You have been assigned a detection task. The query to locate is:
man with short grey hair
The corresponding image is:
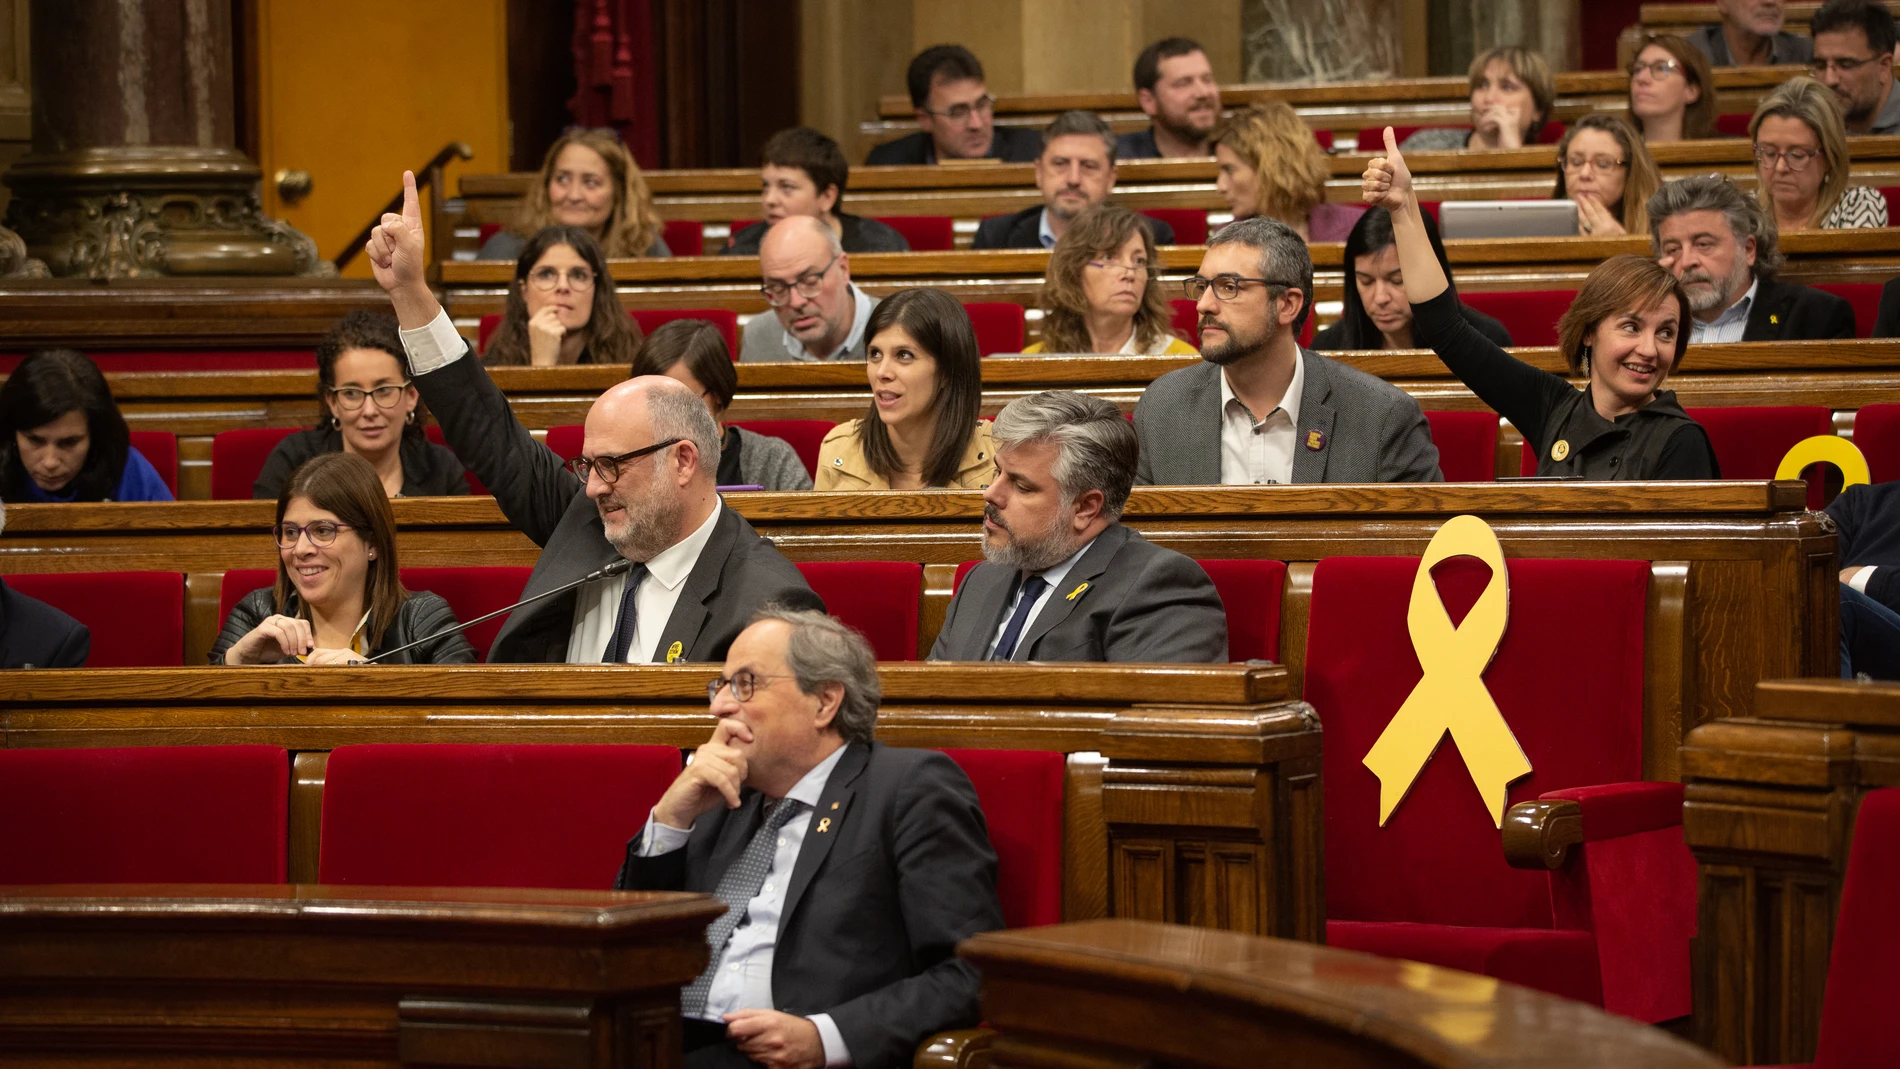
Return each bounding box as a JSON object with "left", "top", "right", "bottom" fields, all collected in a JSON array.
[
  {"left": 1133, "top": 217, "right": 1443, "bottom": 485},
  {"left": 1687, "top": 0, "right": 1813, "bottom": 66},
  {"left": 1647, "top": 176, "right": 1853, "bottom": 342},
  {"left": 931, "top": 391, "right": 1227, "bottom": 662},
  {"left": 740, "top": 215, "right": 881, "bottom": 363},
  {"left": 619, "top": 608, "right": 1004, "bottom": 1069},
  {"left": 971, "top": 110, "right": 1176, "bottom": 249}
]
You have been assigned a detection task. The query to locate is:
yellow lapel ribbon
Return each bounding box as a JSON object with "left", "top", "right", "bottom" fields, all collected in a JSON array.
[{"left": 1362, "top": 514, "right": 1532, "bottom": 829}]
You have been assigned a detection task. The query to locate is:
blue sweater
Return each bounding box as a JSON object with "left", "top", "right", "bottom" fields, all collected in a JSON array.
[{"left": 13, "top": 447, "right": 173, "bottom": 502}]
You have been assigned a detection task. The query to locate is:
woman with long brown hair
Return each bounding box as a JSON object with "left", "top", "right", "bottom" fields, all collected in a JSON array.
[
  {"left": 478, "top": 128, "right": 669, "bottom": 260},
  {"left": 1551, "top": 113, "right": 1662, "bottom": 237},
  {"left": 481, "top": 226, "right": 644, "bottom": 367},
  {"left": 1211, "top": 101, "right": 1363, "bottom": 242},
  {"left": 1025, "top": 204, "right": 1195, "bottom": 355},
  {"left": 1628, "top": 35, "right": 1717, "bottom": 144}
]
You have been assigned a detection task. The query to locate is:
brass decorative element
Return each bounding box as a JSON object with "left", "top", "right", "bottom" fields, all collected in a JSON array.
[
  {"left": 275, "top": 168, "right": 313, "bottom": 205},
  {"left": 0, "top": 221, "right": 50, "bottom": 278}
]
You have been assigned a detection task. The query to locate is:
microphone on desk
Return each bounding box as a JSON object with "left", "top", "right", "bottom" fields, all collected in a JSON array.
[{"left": 361, "top": 557, "right": 637, "bottom": 664}]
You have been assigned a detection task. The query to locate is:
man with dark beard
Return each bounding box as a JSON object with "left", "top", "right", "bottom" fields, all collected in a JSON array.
[
  {"left": 1132, "top": 217, "right": 1442, "bottom": 485},
  {"left": 366, "top": 171, "right": 822, "bottom": 663},
  {"left": 1117, "top": 38, "right": 1223, "bottom": 159},
  {"left": 929, "top": 391, "right": 1226, "bottom": 663}
]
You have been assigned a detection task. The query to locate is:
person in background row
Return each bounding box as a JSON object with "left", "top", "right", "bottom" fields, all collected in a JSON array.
[
  {"left": 1401, "top": 46, "right": 1553, "bottom": 152},
  {"left": 1874, "top": 275, "right": 1900, "bottom": 336},
  {"left": 1810, "top": 0, "right": 1900, "bottom": 135},
  {"left": 740, "top": 216, "right": 881, "bottom": 363},
  {"left": 1752, "top": 76, "right": 1890, "bottom": 231},
  {"left": 255, "top": 311, "right": 469, "bottom": 499},
  {"left": 972, "top": 110, "right": 1175, "bottom": 250},
  {"left": 1367, "top": 128, "right": 1719, "bottom": 480},
  {"left": 1687, "top": 0, "right": 1813, "bottom": 67},
  {"left": 1118, "top": 37, "right": 1222, "bottom": 159},
  {"left": 479, "top": 127, "right": 669, "bottom": 260},
  {"left": 722, "top": 127, "right": 910, "bottom": 256},
  {"left": 0, "top": 501, "right": 89, "bottom": 669},
  {"left": 1628, "top": 35, "right": 1718, "bottom": 144},
  {"left": 629, "top": 320, "right": 813, "bottom": 491},
  {"left": 866, "top": 45, "right": 1041, "bottom": 166},
  {"left": 1552, "top": 113, "right": 1662, "bottom": 237},
  {"left": 213, "top": 453, "right": 475, "bottom": 666},
  {"left": 1647, "top": 175, "right": 1856, "bottom": 343},
  {"left": 1213, "top": 101, "right": 1364, "bottom": 242},
  {"left": 1311, "top": 207, "right": 1514, "bottom": 352},
  {"left": 482, "top": 227, "right": 645, "bottom": 367},
  {"left": 0, "top": 349, "right": 171, "bottom": 503},
  {"left": 817, "top": 288, "right": 993, "bottom": 491},
  {"left": 1025, "top": 204, "right": 1197, "bottom": 355}
]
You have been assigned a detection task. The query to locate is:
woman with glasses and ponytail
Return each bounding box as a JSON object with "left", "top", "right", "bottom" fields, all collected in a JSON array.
[
  {"left": 481, "top": 226, "right": 645, "bottom": 367},
  {"left": 254, "top": 311, "right": 470, "bottom": 499},
  {"left": 214, "top": 452, "right": 475, "bottom": 665}
]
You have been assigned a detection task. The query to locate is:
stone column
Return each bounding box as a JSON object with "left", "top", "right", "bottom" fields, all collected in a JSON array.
[{"left": 2, "top": 0, "right": 325, "bottom": 278}]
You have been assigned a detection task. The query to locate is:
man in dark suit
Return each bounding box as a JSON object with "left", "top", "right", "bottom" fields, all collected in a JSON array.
[
  {"left": 1649, "top": 175, "right": 1856, "bottom": 343},
  {"left": 971, "top": 111, "right": 1176, "bottom": 251},
  {"left": 931, "top": 391, "right": 1227, "bottom": 662},
  {"left": 1827, "top": 479, "right": 1900, "bottom": 678},
  {"left": 619, "top": 609, "right": 1003, "bottom": 1069},
  {"left": 864, "top": 45, "right": 1040, "bottom": 166},
  {"left": 365, "top": 173, "right": 822, "bottom": 663}
]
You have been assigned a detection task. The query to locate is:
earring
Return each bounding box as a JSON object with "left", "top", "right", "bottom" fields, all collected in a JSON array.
[
  {"left": 331, "top": 415, "right": 341, "bottom": 430},
  {"left": 1579, "top": 344, "right": 1592, "bottom": 375},
  {"left": 405, "top": 410, "right": 416, "bottom": 425}
]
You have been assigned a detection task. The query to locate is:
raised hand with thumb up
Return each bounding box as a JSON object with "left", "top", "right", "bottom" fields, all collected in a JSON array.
[
  {"left": 1360, "top": 127, "right": 1416, "bottom": 214},
  {"left": 365, "top": 171, "right": 442, "bottom": 328}
]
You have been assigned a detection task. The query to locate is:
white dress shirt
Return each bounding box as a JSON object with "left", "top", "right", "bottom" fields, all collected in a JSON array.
[
  {"left": 782, "top": 284, "right": 876, "bottom": 362},
  {"left": 1218, "top": 353, "right": 1305, "bottom": 485},
  {"left": 983, "top": 537, "right": 1095, "bottom": 660},
  {"left": 1849, "top": 566, "right": 1878, "bottom": 593},
  {"left": 1689, "top": 277, "right": 1758, "bottom": 344},
  {"left": 568, "top": 501, "right": 723, "bottom": 663},
  {"left": 639, "top": 744, "right": 851, "bottom": 1066}
]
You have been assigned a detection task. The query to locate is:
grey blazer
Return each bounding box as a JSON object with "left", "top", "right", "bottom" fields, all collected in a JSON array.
[
  {"left": 929, "top": 523, "right": 1229, "bottom": 662},
  {"left": 739, "top": 289, "right": 880, "bottom": 363},
  {"left": 1132, "top": 350, "right": 1443, "bottom": 485},
  {"left": 411, "top": 348, "right": 823, "bottom": 663}
]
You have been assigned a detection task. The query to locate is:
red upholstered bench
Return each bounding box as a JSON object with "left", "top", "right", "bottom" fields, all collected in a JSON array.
[
  {"left": 1140, "top": 208, "right": 1210, "bottom": 246},
  {"left": 662, "top": 219, "right": 705, "bottom": 257},
  {"left": 964, "top": 302, "right": 1026, "bottom": 356},
  {"left": 0, "top": 745, "right": 288, "bottom": 883},
  {"left": 941, "top": 748, "right": 1065, "bottom": 929},
  {"left": 1425, "top": 410, "right": 1499, "bottom": 482},
  {"left": 6, "top": 571, "right": 185, "bottom": 667},
  {"left": 874, "top": 215, "right": 954, "bottom": 252},
  {"left": 1852, "top": 403, "right": 1900, "bottom": 484},
  {"left": 128, "top": 431, "right": 178, "bottom": 498},
  {"left": 1687, "top": 406, "right": 1835, "bottom": 508},
  {"left": 217, "top": 567, "right": 534, "bottom": 664},
  {"left": 795, "top": 561, "right": 922, "bottom": 661},
  {"left": 211, "top": 427, "right": 299, "bottom": 500},
  {"left": 1813, "top": 282, "right": 1879, "bottom": 339},
  {"left": 1458, "top": 290, "right": 1577, "bottom": 348}
]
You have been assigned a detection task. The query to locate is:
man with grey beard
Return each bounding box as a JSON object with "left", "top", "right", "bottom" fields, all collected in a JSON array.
[{"left": 929, "top": 391, "right": 1227, "bottom": 663}]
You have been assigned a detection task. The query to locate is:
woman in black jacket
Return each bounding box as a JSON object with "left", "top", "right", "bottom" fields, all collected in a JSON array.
[
  {"left": 1361, "top": 128, "right": 1719, "bottom": 480},
  {"left": 213, "top": 453, "right": 474, "bottom": 665},
  {"left": 1311, "top": 207, "right": 1514, "bottom": 352}
]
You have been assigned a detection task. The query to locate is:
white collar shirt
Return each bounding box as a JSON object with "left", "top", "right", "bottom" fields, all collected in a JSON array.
[
  {"left": 1218, "top": 352, "right": 1305, "bottom": 485},
  {"left": 1036, "top": 208, "right": 1057, "bottom": 249},
  {"left": 781, "top": 283, "right": 875, "bottom": 362},
  {"left": 1690, "top": 277, "right": 1758, "bottom": 344},
  {"left": 983, "top": 537, "right": 1095, "bottom": 660},
  {"left": 567, "top": 499, "right": 723, "bottom": 664}
]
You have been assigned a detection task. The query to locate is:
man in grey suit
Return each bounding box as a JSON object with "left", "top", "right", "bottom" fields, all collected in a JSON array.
[
  {"left": 739, "top": 216, "right": 880, "bottom": 363},
  {"left": 1134, "top": 217, "right": 1442, "bottom": 486},
  {"left": 931, "top": 391, "right": 1228, "bottom": 663},
  {"left": 367, "top": 172, "right": 822, "bottom": 663}
]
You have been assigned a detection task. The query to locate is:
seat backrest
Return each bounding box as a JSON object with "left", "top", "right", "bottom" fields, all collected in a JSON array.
[
  {"left": 1686, "top": 405, "right": 1835, "bottom": 508},
  {"left": 962, "top": 302, "right": 1026, "bottom": 356},
  {"left": 1139, "top": 208, "right": 1209, "bottom": 246},
  {"left": 1853, "top": 403, "right": 1900, "bottom": 484},
  {"left": 0, "top": 745, "right": 288, "bottom": 883},
  {"left": 1814, "top": 787, "right": 1900, "bottom": 1069},
  {"left": 478, "top": 313, "right": 502, "bottom": 353},
  {"left": 1306, "top": 555, "right": 1649, "bottom": 929},
  {"left": 211, "top": 427, "right": 300, "bottom": 500},
  {"left": 7, "top": 572, "right": 185, "bottom": 667},
  {"left": 1196, "top": 559, "right": 1286, "bottom": 662},
  {"left": 546, "top": 424, "right": 584, "bottom": 462},
  {"left": 1814, "top": 282, "right": 1878, "bottom": 339},
  {"left": 729, "top": 419, "right": 834, "bottom": 479},
  {"left": 128, "top": 431, "right": 179, "bottom": 498},
  {"left": 1457, "top": 290, "right": 1577, "bottom": 348},
  {"left": 318, "top": 743, "right": 682, "bottom": 889},
  {"left": 630, "top": 308, "right": 740, "bottom": 358},
  {"left": 941, "top": 748, "right": 1065, "bottom": 928},
  {"left": 1425, "top": 410, "right": 1500, "bottom": 482},
  {"left": 1716, "top": 113, "right": 1752, "bottom": 137},
  {"left": 421, "top": 424, "right": 487, "bottom": 494},
  {"left": 219, "top": 569, "right": 280, "bottom": 629},
  {"left": 1880, "top": 187, "right": 1900, "bottom": 229},
  {"left": 661, "top": 219, "right": 705, "bottom": 257},
  {"left": 875, "top": 215, "right": 954, "bottom": 251},
  {"left": 399, "top": 567, "right": 535, "bottom": 663},
  {"left": 794, "top": 561, "right": 922, "bottom": 661}
]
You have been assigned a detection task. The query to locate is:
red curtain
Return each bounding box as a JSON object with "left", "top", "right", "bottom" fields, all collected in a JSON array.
[{"left": 569, "top": 0, "right": 660, "bottom": 169}]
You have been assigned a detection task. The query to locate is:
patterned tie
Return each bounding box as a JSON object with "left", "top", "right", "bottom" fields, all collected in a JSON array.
[
  {"left": 601, "top": 564, "right": 650, "bottom": 663},
  {"left": 991, "top": 574, "right": 1049, "bottom": 661},
  {"left": 679, "top": 797, "right": 807, "bottom": 1017}
]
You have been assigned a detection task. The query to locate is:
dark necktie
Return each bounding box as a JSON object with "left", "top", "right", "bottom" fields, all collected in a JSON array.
[
  {"left": 601, "top": 564, "right": 650, "bottom": 663},
  {"left": 679, "top": 797, "right": 807, "bottom": 1017},
  {"left": 991, "top": 574, "right": 1049, "bottom": 661}
]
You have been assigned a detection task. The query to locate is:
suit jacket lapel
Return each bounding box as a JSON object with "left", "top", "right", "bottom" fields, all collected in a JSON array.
[
  {"left": 780, "top": 741, "right": 869, "bottom": 928},
  {"left": 956, "top": 566, "right": 1020, "bottom": 660},
  {"left": 649, "top": 507, "right": 739, "bottom": 662},
  {"left": 1188, "top": 362, "right": 1223, "bottom": 483},
  {"left": 1291, "top": 350, "right": 1336, "bottom": 484},
  {"left": 1016, "top": 524, "right": 1129, "bottom": 659},
  {"left": 1743, "top": 279, "right": 1785, "bottom": 341}
]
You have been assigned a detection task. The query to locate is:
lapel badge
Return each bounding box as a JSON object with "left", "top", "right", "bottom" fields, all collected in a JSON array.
[
  {"left": 1770, "top": 314, "right": 1780, "bottom": 325},
  {"left": 665, "top": 641, "right": 684, "bottom": 663},
  {"left": 1551, "top": 439, "right": 1571, "bottom": 462},
  {"left": 1066, "top": 581, "right": 1090, "bottom": 601},
  {"left": 816, "top": 817, "right": 831, "bottom": 834},
  {"left": 830, "top": 801, "right": 840, "bottom": 810},
  {"left": 1305, "top": 429, "right": 1326, "bottom": 451}
]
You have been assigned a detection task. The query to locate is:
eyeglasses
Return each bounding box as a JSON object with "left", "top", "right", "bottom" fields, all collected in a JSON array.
[
  {"left": 1809, "top": 55, "right": 1884, "bottom": 75},
  {"left": 1754, "top": 146, "right": 1821, "bottom": 171},
  {"left": 271, "top": 520, "right": 357, "bottom": 549},
  {"left": 1627, "top": 58, "right": 1683, "bottom": 79},
  {"left": 1087, "top": 257, "right": 1151, "bottom": 275},
  {"left": 1563, "top": 154, "right": 1628, "bottom": 173},
  {"left": 707, "top": 670, "right": 794, "bottom": 703},
  {"left": 923, "top": 95, "right": 995, "bottom": 123},
  {"left": 527, "top": 265, "right": 596, "bottom": 291},
  {"left": 1184, "top": 275, "right": 1298, "bottom": 301},
  {"left": 563, "top": 437, "right": 684, "bottom": 484},
  {"left": 760, "top": 254, "right": 840, "bottom": 306},
  {"left": 327, "top": 383, "right": 412, "bottom": 410}
]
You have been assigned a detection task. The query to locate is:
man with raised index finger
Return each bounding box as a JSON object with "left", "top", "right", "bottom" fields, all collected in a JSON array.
[{"left": 365, "top": 172, "right": 822, "bottom": 664}]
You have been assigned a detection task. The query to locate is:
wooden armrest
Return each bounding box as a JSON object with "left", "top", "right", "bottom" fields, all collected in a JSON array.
[
  {"left": 1501, "top": 798, "right": 1584, "bottom": 870},
  {"left": 914, "top": 1028, "right": 995, "bottom": 1069}
]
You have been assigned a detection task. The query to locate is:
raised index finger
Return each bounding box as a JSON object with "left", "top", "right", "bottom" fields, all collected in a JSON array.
[{"left": 401, "top": 170, "right": 420, "bottom": 228}]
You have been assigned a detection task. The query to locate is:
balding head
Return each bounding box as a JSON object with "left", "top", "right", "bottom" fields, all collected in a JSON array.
[
  {"left": 761, "top": 214, "right": 842, "bottom": 261},
  {"left": 581, "top": 376, "right": 722, "bottom": 562},
  {"left": 758, "top": 215, "right": 857, "bottom": 358}
]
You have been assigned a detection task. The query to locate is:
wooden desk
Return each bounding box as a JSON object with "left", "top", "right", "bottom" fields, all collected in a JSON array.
[
  {"left": 0, "top": 883, "right": 723, "bottom": 1067},
  {"left": 1681, "top": 677, "right": 1900, "bottom": 1064},
  {"left": 957, "top": 919, "right": 1725, "bottom": 1069},
  {"left": 0, "top": 276, "right": 388, "bottom": 351}
]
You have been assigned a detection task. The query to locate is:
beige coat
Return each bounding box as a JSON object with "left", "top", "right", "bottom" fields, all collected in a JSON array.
[{"left": 815, "top": 420, "right": 996, "bottom": 490}]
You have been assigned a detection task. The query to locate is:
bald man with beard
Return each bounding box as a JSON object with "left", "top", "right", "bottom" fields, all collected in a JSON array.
[{"left": 367, "top": 172, "right": 821, "bottom": 663}]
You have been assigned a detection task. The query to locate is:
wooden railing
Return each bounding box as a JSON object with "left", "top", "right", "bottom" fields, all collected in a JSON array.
[{"left": 331, "top": 141, "right": 473, "bottom": 272}]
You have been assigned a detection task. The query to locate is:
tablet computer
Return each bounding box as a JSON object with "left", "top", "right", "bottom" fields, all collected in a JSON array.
[{"left": 1437, "top": 200, "right": 1579, "bottom": 240}]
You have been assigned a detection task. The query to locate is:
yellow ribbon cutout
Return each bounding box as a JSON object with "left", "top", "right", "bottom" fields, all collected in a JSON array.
[
  {"left": 1775, "top": 436, "right": 1869, "bottom": 489},
  {"left": 1362, "top": 514, "right": 1533, "bottom": 829}
]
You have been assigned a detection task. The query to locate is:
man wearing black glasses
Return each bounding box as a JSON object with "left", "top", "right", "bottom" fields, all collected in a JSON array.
[
  {"left": 865, "top": 45, "right": 1042, "bottom": 166},
  {"left": 366, "top": 172, "right": 822, "bottom": 664},
  {"left": 1132, "top": 217, "right": 1442, "bottom": 486},
  {"left": 739, "top": 216, "right": 880, "bottom": 363},
  {"left": 1811, "top": 0, "right": 1900, "bottom": 136}
]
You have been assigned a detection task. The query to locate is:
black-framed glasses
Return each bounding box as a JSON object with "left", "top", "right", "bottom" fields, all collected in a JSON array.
[
  {"left": 327, "top": 383, "right": 412, "bottom": 410},
  {"left": 1563, "top": 154, "right": 1628, "bottom": 173},
  {"left": 1627, "top": 58, "right": 1683, "bottom": 79},
  {"left": 527, "top": 265, "right": 596, "bottom": 292},
  {"left": 1754, "top": 146, "right": 1821, "bottom": 171},
  {"left": 563, "top": 438, "right": 684, "bottom": 484},
  {"left": 272, "top": 521, "right": 357, "bottom": 549},
  {"left": 1185, "top": 275, "right": 1298, "bottom": 301},
  {"left": 1810, "top": 55, "right": 1884, "bottom": 75},
  {"left": 922, "top": 94, "right": 995, "bottom": 122},
  {"left": 1087, "top": 257, "right": 1151, "bottom": 275},
  {"left": 707, "top": 670, "right": 795, "bottom": 703},
  {"left": 760, "top": 254, "right": 839, "bottom": 306}
]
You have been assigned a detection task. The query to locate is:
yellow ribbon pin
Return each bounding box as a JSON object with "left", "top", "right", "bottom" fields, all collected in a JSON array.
[
  {"left": 665, "top": 641, "right": 683, "bottom": 664},
  {"left": 1776, "top": 436, "right": 1869, "bottom": 489},
  {"left": 1362, "top": 515, "right": 1533, "bottom": 829},
  {"left": 1066, "top": 581, "right": 1090, "bottom": 601},
  {"left": 815, "top": 817, "right": 831, "bottom": 834}
]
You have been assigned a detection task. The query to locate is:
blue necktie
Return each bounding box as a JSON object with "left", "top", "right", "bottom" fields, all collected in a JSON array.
[
  {"left": 602, "top": 564, "right": 650, "bottom": 663},
  {"left": 991, "top": 574, "right": 1049, "bottom": 661},
  {"left": 679, "top": 797, "right": 807, "bottom": 1017}
]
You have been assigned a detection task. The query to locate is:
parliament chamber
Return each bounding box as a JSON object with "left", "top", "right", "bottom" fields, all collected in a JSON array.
[{"left": 9, "top": 1, "right": 1900, "bottom": 1067}]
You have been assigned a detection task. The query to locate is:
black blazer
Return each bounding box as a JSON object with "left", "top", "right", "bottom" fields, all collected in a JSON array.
[
  {"left": 1742, "top": 277, "right": 1856, "bottom": 342},
  {"left": 1874, "top": 277, "right": 1900, "bottom": 339},
  {"left": 1827, "top": 481, "right": 1900, "bottom": 614},
  {"left": 411, "top": 349, "right": 821, "bottom": 662},
  {"left": 615, "top": 741, "right": 1003, "bottom": 1069},
  {"left": 971, "top": 205, "right": 1176, "bottom": 251},
  {"left": 208, "top": 587, "right": 476, "bottom": 664},
  {"left": 252, "top": 426, "right": 471, "bottom": 499},
  {"left": 0, "top": 579, "right": 88, "bottom": 668},
  {"left": 864, "top": 127, "right": 1042, "bottom": 166}
]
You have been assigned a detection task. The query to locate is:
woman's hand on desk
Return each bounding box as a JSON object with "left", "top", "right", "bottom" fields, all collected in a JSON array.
[{"left": 224, "top": 614, "right": 315, "bottom": 665}]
